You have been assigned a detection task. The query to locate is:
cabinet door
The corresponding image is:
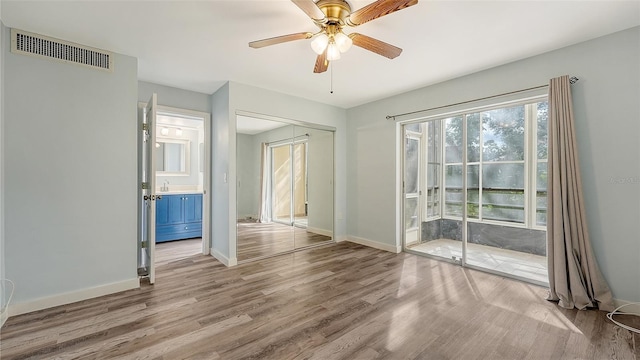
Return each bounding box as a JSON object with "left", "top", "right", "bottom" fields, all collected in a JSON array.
[
  {"left": 184, "top": 194, "right": 202, "bottom": 223},
  {"left": 167, "top": 195, "right": 184, "bottom": 224},
  {"left": 156, "top": 195, "right": 170, "bottom": 226}
]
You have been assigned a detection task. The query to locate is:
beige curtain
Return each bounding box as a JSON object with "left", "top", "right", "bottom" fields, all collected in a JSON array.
[{"left": 546, "top": 75, "right": 614, "bottom": 311}]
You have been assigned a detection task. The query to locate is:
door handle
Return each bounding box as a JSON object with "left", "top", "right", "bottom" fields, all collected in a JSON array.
[{"left": 144, "top": 195, "right": 163, "bottom": 201}]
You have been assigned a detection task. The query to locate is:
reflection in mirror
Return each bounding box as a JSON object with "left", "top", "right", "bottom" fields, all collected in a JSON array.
[
  {"left": 236, "top": 115, "right": 334, "bottom": 262},
  {"left": 293, "top": 125, "right": 333, "bottom": 249},
  {"left": 155, "top": 139, "right": 189, "bottom": 174}
]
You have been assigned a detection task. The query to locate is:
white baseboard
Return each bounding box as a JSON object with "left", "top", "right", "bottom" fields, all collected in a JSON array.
[
  {"left": 306, "top": 227, "right": 332, "bottom": 237},
  {"left": 335, "top": 235, "right": 348, "bottom": 243},
  {"left": 347, "top": 236, "right": 402, "bottom": 253},
  {"left": 613, "top": 298, "right": 640, "bottom": 314},
  {"left": 210, "top": 248, "right": 238, "bottom": 267},
  {"left": 8, "top": 278, "right": 140, "bottom": 317}
]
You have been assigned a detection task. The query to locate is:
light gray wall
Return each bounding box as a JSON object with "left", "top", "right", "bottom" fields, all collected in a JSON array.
[
  {"left": 236, "top": 133, "right": 258, "bottom": 219},
  {"left": 138, "top": 81, "right": 211, "bottom": 114},
  {"left": 346, "top": 26, "right": 640, "bottom": 302},
  {"left": 4, "top": 28, "right": 139, "bottom": 306},
  {"left": 211, "top": 83, "right": 231, "bottom": 259}
]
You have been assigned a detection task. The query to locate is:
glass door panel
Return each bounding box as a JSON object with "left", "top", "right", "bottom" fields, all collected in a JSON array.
[
  {"left": 404, "top": 118, "right": 464, "bottom": 263},
  {"left": 404, "top": 133, "right": 421, "bottom": 247}
]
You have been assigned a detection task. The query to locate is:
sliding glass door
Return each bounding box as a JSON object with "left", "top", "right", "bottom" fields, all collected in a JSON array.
[
  {"left": 402, "top": 98, "right": 549, "bottom": 285},
  {"left": 270, "top": 138, "right": 309, "bottom": 228}
]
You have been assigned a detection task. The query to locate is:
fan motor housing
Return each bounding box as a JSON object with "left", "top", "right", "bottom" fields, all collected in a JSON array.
[{"left": 316, "top": 0, "right": 351, "bottom": 25}]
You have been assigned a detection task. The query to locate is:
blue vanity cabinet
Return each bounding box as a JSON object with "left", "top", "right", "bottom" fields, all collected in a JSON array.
[{"left": 156, "top": 193, "right": 202, "bottom": 242}]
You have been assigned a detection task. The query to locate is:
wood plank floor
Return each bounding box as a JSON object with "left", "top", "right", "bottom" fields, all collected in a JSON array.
[
  {"left": 1, "top": 241, "right": 638, "bottom": 360},
  {"left": 237, "top": 222, "right": 332, "bottom": 262}
]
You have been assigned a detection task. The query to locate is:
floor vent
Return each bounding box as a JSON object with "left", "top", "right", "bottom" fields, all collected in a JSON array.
[{"left": 11, "top": 29, "right": 113, "bottom": 72}]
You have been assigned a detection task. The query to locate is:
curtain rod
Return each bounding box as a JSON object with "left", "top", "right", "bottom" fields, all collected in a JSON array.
[{"left": 386, "top": 76, "right": 579, "bottom": 121}]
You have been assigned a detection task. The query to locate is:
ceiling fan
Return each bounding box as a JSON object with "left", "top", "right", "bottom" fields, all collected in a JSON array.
[{"left": 249, "top": 0, "right": 418, "bottom": 73}]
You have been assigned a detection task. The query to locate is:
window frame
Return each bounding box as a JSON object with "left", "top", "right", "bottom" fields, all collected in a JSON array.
[{"left": 423, "top": 95, "right": 548, "bottom": 230}]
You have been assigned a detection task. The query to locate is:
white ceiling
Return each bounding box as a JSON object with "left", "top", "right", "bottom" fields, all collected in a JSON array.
[{"left": 2, "top": 1, "right": 639, "bottom": 109}]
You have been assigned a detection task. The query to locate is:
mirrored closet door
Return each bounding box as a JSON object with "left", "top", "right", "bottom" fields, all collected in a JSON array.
[{"left": 236, "top": 115, "right": 334, "bottom": 262}]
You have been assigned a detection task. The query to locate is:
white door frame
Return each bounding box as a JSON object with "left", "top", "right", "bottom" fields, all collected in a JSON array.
[{"left": 138, "top": 102, "right": 212, "bottom": 257}]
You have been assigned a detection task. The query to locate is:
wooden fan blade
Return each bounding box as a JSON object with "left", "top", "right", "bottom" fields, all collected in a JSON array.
[
  {"left": 349, "top": 33, "right": 402, "bottom": 59},
  {"left": 314, "top": 48, "right": 329, "bottom": 73},
  {"left": 292, "top": 0, "right": 327, "bottom": 23},
  {"left": 249, "top": 32, "right": 313, "bottom": 48},
  {"left": 346, "top": 0, "right": 418, "bottom": 26}
]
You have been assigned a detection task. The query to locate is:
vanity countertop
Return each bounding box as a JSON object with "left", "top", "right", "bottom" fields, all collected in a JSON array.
[{"left": 156, "top": 190, "right": 203, "bottom": 195}]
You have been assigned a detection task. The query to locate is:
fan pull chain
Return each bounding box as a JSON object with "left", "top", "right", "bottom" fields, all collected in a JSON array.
[{"left": 330, "top": 61, "right": 334, "bottom": 94}]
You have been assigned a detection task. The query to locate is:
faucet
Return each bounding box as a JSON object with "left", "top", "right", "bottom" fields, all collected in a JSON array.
[{"left": 161, "top": 180, "right": 169, "bottom": 192}]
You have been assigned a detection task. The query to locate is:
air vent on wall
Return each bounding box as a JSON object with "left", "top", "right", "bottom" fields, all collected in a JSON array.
[{"left": 11, "top": 29, "right": 113, "bottom": 72}]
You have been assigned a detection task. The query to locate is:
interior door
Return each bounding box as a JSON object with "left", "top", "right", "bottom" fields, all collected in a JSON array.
[{"left": 141, "top": 93, "right": 158, "bottom": 284}]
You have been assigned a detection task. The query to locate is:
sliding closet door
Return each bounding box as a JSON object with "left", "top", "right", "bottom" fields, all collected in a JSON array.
[{"left": 293, "top": 125, "right": 334, "bottom": 249}]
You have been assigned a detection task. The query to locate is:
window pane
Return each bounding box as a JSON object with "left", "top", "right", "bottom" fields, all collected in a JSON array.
[
  {"left": 467, "top": 165, "right": 479, "bottom": 219},
  {"left": 537, "top": 161, "right": 547, "bottom": 191},
  {"left": 467, "top": 113, "right": 481, "bottom": 162},
  {"left": 445, "top": 165, "right": 462, "bottom": 217},
  {"left": 445, "top": 116, "right": 463, "bottom": 163},
  {"left": 537, "top": 101, "right": 548, "bottom": 159},
  {"left": 426, "top": 187, "right": 440, "bottom": 218},
  {"left": 405, "top": 123, "right": 421, "bottom": 133},
  {"left": 405, "top": 197, "right": 419, "bottom": 229},
  {"left": 482, "top": 105, "right": 525, "bottom": 162},
  {"left": 483, "top": 163, "right": 524, "bottom": 189},
  {"left": 536, "top": 194, "right": 547, "bottom": 226},
  {"left": 482, "top": 190, "right": 525, "bottom": 223},
  {"left": 426, "top": 120, "right": 441, "bottom": 163},
  {"left": 405, "top": 138, "right": 419, "bottom": 194},
  {"left": 536, "top": 161, "right": 548, "bottom": 226}
]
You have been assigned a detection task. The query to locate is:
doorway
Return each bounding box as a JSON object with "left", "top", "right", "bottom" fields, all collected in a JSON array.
[
  {"left": 402, "top": 98, "right": 549, "bottom": 285},
  {"left": 138, "top": 96, "right": 211, "bottom": 283}
]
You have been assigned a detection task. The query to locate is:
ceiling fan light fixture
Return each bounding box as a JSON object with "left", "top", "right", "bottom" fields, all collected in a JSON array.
[
  {"left": 334, "top": 32, "right": 352, "bottom": 53},
  {"left": 326, "top": 42, "right": 341, "bottom": 60},
  {"left": 310, "top": 33, "right": 329, "bottom": 55}
]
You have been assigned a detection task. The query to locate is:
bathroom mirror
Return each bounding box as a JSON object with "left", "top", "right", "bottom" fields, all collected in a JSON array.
[
  {"left": 156, "top": 139, "right": 190, "bottom": 175},
  {"left": 236, "top": 115, "right": 334, "bottom": 262}
]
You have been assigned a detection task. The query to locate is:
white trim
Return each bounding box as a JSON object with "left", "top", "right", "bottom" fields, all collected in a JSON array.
[
  {"left": 138, "top": 102, "right": 212, "bottom": 257},
  {"left": 347, "top": 236, "right": 402, "bottom": 254},
  {"left": 210, "top": 248, "right": 238, "bottom": 267},
  {"left": 306, "top": 227, "right": 332, "bottom": 237},
  {"left": 613, "top": 298, "right": 640, "bottom": 314},
  {"left": 335, "top": 235, "right": 348, "bottom": 243},
  {"left": 8, "top": 278, "right": 140, "bottom": 317},
  {"left": 235, "top": 110, "right": 336, "bottom": 132}
]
